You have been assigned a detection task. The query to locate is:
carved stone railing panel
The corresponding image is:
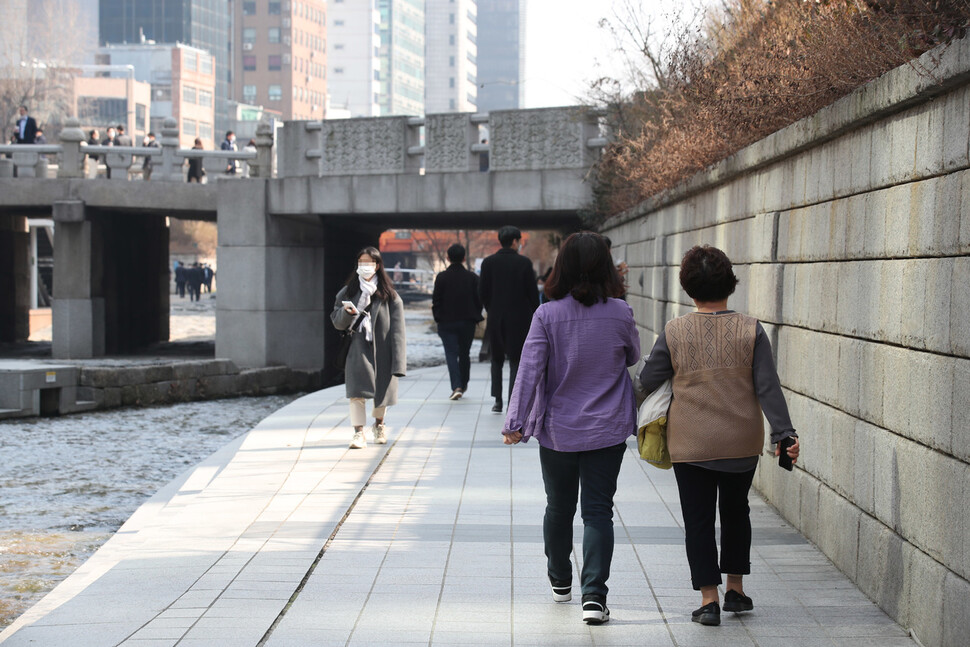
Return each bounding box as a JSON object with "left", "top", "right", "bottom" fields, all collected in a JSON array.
[
  {"left": 488, "top": 107, "right": 600, "bottom": 171},
  {"left": 425, "top": 113, "right": 479, "bottom": 173},
  {"left": 320, "top": 117, "right": 419, "bottom": 176}
]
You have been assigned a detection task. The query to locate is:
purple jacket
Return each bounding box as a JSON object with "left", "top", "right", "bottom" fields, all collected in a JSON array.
[{"left": 502, "top": 295, "right": 640, "bottom": 452}]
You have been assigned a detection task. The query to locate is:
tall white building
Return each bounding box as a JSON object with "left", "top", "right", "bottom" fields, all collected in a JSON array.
[
  {"left": 424, "top": 0, "right": 477, "bottom": 114},
  {"left": 326, "top": 0, "right": 382, "bottom": 117}
]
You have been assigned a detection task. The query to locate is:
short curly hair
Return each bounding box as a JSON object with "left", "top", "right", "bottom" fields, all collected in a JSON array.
[{"left": 679, "top": 245, "right": 739, "bottom": 302}]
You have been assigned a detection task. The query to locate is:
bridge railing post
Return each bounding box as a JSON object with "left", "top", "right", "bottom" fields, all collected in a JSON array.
[
  {"left": 58, "top": 118, "right": 85, "bottom": 179},
  {"left": 157, "top": 117, "right": 182, "bottom": 182},
  {"left": 278, "top": 120, "right": 320, "bottom": 177},
  {"left": 250, "top": 119, "right": 274, "bottom": 178}
]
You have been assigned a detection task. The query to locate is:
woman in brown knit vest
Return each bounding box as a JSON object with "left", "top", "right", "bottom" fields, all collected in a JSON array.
[{"left": 639, "top": 245, "right": 800, "bottom": 626}]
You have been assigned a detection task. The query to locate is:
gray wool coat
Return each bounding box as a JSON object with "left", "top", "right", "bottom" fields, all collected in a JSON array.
[{"left": 331, "top": 285, "right": 407, "bottom": 407}]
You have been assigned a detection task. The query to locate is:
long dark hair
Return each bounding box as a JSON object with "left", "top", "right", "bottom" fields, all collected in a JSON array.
[
  {"left": 344, "top": 246, "right": 397, "bottom": 300},
  {"left": 543, "top": 232, "right": 625, "bottom": 306}
]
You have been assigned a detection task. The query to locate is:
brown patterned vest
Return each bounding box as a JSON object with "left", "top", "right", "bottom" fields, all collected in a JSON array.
[{"left": 665, "top": 312, "right": 764, "bottom": 462}]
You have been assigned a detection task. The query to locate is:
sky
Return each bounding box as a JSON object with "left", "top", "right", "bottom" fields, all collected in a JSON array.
[{"left": 523, "top": 0, "right": 705, "bottom": 108}]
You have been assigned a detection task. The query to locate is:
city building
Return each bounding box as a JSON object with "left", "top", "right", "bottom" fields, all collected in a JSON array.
[
  {"left": 476, "top": 0, "right": 526, "bottom": 112},
  {"left": 377, "top": 0, "right": 425, "bottom": 116},
  {"left": 72, "top": 65, "right": 152, "bottom": 142},
  {"left": 97, "top": 43, "right": 217, "bottom": 148},
  {"left": 232, "top": 0, "right": 328, "bottom": 121},
  {"left": 326, "top": 0, "right": 381, "bottom": 117},
  {"left": 98, "top": 0, "right": 230, "bottom": 133},
  {"left": 424, "top": 0, "right": 477, "bottom": 113}
]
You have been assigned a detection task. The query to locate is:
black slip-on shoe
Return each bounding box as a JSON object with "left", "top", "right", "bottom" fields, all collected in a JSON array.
[
  {"left": 691, "top": 601, "right": 720, "bottom": 626},
  {"left": 491, "top": 398, "right": 502, "bottom": 412},
  {"left": 549, "top": 577, "right": 571, "bottom": 602},
  {"left": 722, "top": 589, "right": 753, "bottom": 613},
  {"left": 581, "top": 594, "right": 609, "bottom": 624}
]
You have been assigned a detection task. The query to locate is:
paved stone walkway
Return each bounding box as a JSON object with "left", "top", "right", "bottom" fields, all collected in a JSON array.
[{"left": 0, "top": 364, "right": 915, "bottom": 646}]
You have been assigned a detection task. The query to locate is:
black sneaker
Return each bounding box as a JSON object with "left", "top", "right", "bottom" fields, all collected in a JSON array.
[
  {"left": 491, "top": 398, "right": 502, "bottom": 413},
  {"left": 723, "top": 589, "right": 753, "bottom": 612},
  {"left": 691, "top": 601, "right": 720, "bottom": 626},
  {"left": 581, "top": 594, "right": 609, "bottom": 624},
  {"left": 549, "top": 577, "right": 571, "bottom": 602}
]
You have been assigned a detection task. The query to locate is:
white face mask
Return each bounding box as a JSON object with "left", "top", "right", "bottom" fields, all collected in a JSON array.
[{"left": 357, "top": 263, "right": 377, "bottom": 279}]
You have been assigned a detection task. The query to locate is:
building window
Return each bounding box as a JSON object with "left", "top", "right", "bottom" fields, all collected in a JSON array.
[
  {"left": 135, "top": 103, "right": 146, "bottom": 130},
  {"left": 449, "top": 77, "right": 455, "bottom": 88},
  {"left": 334, "top": 43, "right": 344, "bottom": 50},
  {"left": 269, "top": 2, "right": 281, "bottom": 15},
  {"left": 243, "top": 1, "right": 256, "bottom": 15},
  {"left": 268, "top": 55, "right": 282, "bottom": 71},
  {"left": 152, "top": 85, "right": 171, "bottom": 101},
  {"left": 183, "top": 86, "right": 197, "bottom": 104},
  {"left": 183, "top": 118, "right": 197, "bottom": 136},
  {"left": 268, "top": 85, "right": 282, "bottom": 101},
  {"left": 185, "top": 53, "right": 197, "bottom": 71},
  {"left": 334, "top": 67, "right": 344, "bottom": 74},
  {"left": 200, "top": 122, "right": 213, "bottom": 141},
  {"left": 449, "top": 13, "right": 455, "bottom": 24},
  {"left": 449, "top": 34, "right": 455, "bottom": 45},
  {"left": 200, "top": 55, "right": 213, "bottom": 75},
  {"left": 198, "top": 89, "right": 212, "bottom": 108},
  {"left": 449, "top": 56, "right": 455, "bottom": 67},
  {"left": 243, "top": 28, "right": 256, "bottom": 43},
  {"left": 243, "top": 55, "right": 256, "bottom": 71},
  {"left": 449, "top": 99, "right": 455, "bottom": 110},
  {"left": 334, "top": 19, "right": 344, "bottom": 26},
  {"left": 268, "top": 27, "right": 281, "bottom": 43},
  {"left": 243, "top": 85, "right": 257, "bottom": 103}
]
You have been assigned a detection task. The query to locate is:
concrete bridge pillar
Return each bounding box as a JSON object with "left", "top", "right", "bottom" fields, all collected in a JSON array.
[
  {"left": 0, "top": 214, "right": 30, "bottom": 342},
  {"left": 215, "top": 180, "right": 327, "bottom": 371},
  {"left": 52, "top": 201, "right": 169, "bottom": 358}
]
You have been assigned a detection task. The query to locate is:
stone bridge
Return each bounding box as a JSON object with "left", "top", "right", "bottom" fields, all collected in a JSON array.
[{"left": 0, "top": 106, "right": 605, "bottom": 381}]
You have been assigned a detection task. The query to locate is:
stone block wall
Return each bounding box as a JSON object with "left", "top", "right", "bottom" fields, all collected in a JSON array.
[{"left": 602, "top": 33, "right": 970, "bottom": 647}]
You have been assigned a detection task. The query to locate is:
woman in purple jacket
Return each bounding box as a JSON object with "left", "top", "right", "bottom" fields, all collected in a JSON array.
[{"left": 502, "top": 232, "right": 639, "bottom": 626}]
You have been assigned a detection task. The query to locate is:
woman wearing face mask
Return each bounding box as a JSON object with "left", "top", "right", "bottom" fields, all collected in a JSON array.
[{"left": 331, "top": 247, "right": 407, "bottom": 449}]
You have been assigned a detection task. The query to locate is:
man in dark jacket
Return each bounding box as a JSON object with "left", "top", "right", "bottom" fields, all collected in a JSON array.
[
  {"left": 15, "top": 106, "right": 37, "bottom": 144},
  {"left": 433, "top": 244, "right": 484, "bottom": 401},
  {"left": 478, "top": 226, "right": 540, "bottom": 412}
]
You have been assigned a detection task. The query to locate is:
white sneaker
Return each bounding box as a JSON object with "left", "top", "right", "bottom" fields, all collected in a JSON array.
[
  {"left": 349, "top": 430, "right": 367, "bottom": 449},
  {"left": 372, "top": 423, "right": 387, "bottom": 444},
  {"left": 449, "top": 388, "right": 463, "bottom": 401}
]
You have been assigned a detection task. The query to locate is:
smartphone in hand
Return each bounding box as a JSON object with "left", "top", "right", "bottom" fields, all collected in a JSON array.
[
  {"left": 778, "top": 436, "right": 796, "bottom": 471},
  {"left": 341, "top": 300, "right": 358, "bottom": 314}
]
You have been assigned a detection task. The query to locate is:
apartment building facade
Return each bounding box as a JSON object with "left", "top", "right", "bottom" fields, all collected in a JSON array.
[
  {"left": 326, "top": 0, "right": 382, "bottom": 117},
  {"left": 376, "top": 0, "right": 425, "bottom": 116},
  {"left": 232, "top": 0, "right": 328, "bottom": 121},
  {"left": 476, "top": 0, "right": 525, "bottom": 112}
]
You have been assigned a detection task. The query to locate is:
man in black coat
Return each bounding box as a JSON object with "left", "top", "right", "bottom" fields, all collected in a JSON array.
[
  {"left": 15, "top": 106, "right": 37, "bottom": 144},
  {"left": 433, "top": 244, "right": 484, "bottom": 401},
  {"left": 478, "top": 226, "right": 539, "bottom": 412}
]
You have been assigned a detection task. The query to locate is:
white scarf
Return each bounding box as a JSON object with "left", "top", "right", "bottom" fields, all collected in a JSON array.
[{"left": 356, "top": 276, "right": 378, "bottom": 341}]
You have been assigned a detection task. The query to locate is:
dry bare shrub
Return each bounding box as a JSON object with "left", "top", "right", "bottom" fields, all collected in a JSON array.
[{"left": 591, "top": 0, "right": 970, "bottom": 221}]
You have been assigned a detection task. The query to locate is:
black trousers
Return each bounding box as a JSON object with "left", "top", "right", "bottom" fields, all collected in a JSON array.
[
  {"left": 672, "top": 462, "right": 756, "bottom": 590},
  {"left": 488, "top": 325, "right": 521, "bottom": 400}
]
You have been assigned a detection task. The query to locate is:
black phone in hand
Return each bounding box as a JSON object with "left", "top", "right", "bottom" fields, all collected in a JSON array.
[{"left": 778, "top": 436, "right": 795, "bottom": 471}]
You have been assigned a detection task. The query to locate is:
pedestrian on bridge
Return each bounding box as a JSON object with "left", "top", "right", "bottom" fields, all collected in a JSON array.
[
  {"left": 502, "top": 231, "right": 638, "bottom": 626},
  {"left": 187, "top": 138, "right": 205, "bottom": 183},
  {"left": 638, "top": 244, "right": 800, "bottom": 627},
  {"left": 432, "top": 243, "right": 483, "bottom": 401},
  {"left": 332, "top": 246, "right": 406, "bottom": 450},
  {"left": 479, "top": 226, "right": 539, "bottom": 412}
]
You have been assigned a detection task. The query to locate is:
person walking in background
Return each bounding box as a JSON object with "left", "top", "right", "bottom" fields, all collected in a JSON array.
[
  {"left": 174, "top": 261, "right": 186, "bottom": 298},
  {"left": 638, "top": 244, "right": 800, "bottom": 627},
  {"left": 202, "top": 264, "right": 214, "bottom": 293},
  {"left": 33, "top": 129, "right": 47, "bottom": 145},
  {"left": 221, "top": 130, "right": 238, "bottom": 174},
  {"left": 187, "top": 138, "right": 205, "bottom": 183},
  {"left": 242, "top": 138, "right": 256, "bottom": 177},
  {"left": 432, "top": 244, "right": 483, "bottom": 401},
  {"left": 331, "top": 247, "right": 406, "bottom": 449},
  {"left": 142, "top": 132, "right": 159, "bottom": 180},
  {"left": 14, "top": 106, "right": 37, "bottom": 144},
  {"left": 479, "top": 225, "right": 539, "bottom": 412},
  {"left": 186, "top": 263, "right": 204, "bottom": 301},
  {"left": 502, "top": 232, "right": 638, "bottom": 626}
]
